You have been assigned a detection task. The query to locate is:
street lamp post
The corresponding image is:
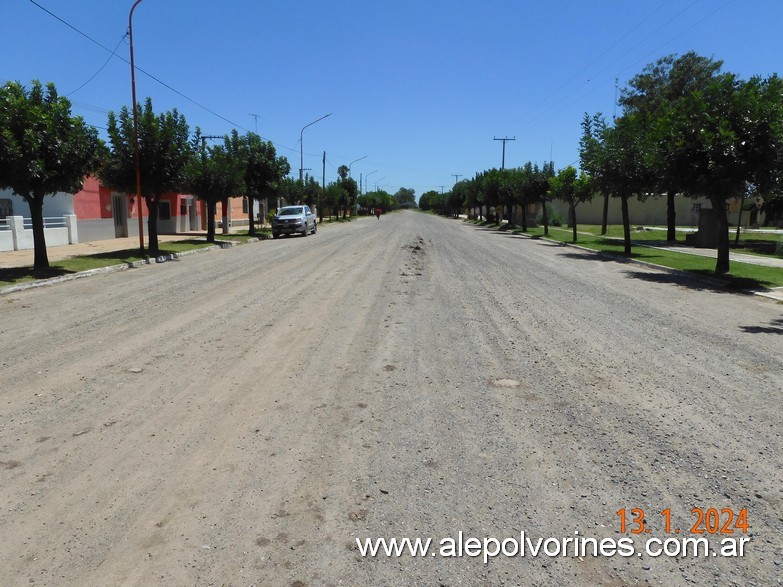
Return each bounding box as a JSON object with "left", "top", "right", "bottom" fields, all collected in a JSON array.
[
  {"left": 348, "top": 155, "right": 367, "bottom": 177},
  {"left": 365, "top": 170, "right": 378, "bottom": 194},
  {"left": 129, "top": 0, "right": 144, "bottom": 254},
  {"left": 299, "top": 113, "right": 332, "bottom": 183}
]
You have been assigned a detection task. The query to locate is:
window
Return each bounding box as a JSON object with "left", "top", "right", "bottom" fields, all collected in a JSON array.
[
  {"left": 0, "top": 199, "right": 12, "bottom": 219},
  {"left": 158, "top": 201, "right": 171, "bottom": 221},
  {"left": 242, "top": 197, "right": 249, "bottom": 214}
]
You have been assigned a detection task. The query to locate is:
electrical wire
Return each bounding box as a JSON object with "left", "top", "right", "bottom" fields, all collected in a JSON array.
[
  {"left": 66, "top": 33, "right": 127, "bottom": 97},
  {"left": 26, "top": 0, "right": 308, "bottom": 157}
]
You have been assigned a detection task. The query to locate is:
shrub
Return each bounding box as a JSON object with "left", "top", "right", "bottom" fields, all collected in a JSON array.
[{"left": 537, "top": 203, "right": 564, "bottom": 227}]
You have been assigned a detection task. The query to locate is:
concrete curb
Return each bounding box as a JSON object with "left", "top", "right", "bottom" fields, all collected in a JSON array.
[
  {"left": 0, "top": 240, "right": 243, "bottom": 296},
  {"left": 511, "top": 231, "right": 782, "bottom": 302}
]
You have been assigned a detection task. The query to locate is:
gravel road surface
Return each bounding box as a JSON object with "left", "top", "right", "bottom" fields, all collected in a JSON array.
[{"left": 1, "top": 211, "right": 781, "bottom": 586}]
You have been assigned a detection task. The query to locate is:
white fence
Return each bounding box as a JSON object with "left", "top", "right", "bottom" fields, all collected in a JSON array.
[{"left": 0, "top": 215, "right": 78, "bottom": 251}]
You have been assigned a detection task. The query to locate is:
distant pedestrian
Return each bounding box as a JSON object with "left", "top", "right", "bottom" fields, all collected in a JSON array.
[{"left": 375, "top": 208, "right": 382, "bottom": 219}]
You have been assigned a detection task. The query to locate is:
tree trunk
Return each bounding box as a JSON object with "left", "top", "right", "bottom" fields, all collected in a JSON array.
[
  {"left": 571, "top": 204, "right": 577, "bottom": 242},
  {"left": 521, "top": 203, "right": 527, "bottom": 232},
  {"left": 146, "top": 195, "right": 159, "bottom": 257},
  {"left": 248, "top": 196, "right": 255, "bottom": 236},
  {"left": 206, "top": 199, "right": 217, "bottom": 243},
  {"left": 28, "top": 194, "right": 50, "bottom": 271},
  {"left": 542, "top": 199, "right": 549, "bottom": 236},
  {"left": 601, "top": 192, "right": 609, "bottom": 235},
  {"left": 666, "top": 190, "right": 676, "bottom": 242},
  {"left": 710, "top": 196, "right": 730, "bottom": 275},
  {"left": 734, "top": 196, "right": 744, "bottom": 246},
  {"left": 621, "top": 194, "right": 631, "bottom": 256}
]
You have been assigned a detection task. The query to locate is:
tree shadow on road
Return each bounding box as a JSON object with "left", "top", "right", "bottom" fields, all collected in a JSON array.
[
  {"left": 739, "top": 317, "right": 783, "bottom": 335},
  {"left": 0, "top": 266, "right": 73, "bottom": 286},
  {"left": 620, "top": 269, "right": 768, "bottom": 295}
]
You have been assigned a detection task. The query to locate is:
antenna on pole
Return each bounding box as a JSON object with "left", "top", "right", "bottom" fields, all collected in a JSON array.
[{"left": 249, "top": 113, "right": 260, "bottom": 133}]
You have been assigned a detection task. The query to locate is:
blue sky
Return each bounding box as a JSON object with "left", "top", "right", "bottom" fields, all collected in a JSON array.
[{"left": 2, "top": 0, "right": 782, "bottom": 198}]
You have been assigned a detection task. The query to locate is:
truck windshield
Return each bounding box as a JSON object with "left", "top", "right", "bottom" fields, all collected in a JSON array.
[{"left": 278, "top": 207, "right": 303, "bottom": 215}]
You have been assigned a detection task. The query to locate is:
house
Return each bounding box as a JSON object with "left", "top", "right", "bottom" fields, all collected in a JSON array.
[{"left": 0, "top": 176, "right": 204, "bottom": 251}]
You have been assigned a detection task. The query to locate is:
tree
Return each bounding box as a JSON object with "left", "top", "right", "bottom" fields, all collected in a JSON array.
[
  {"left": 480, "top": 169, "right": 504, "bottom": 223},
  {"left": 548, "top": 166, "right": 594, "bottom": 242},
  {"left": 241, "top": 132, "right": 290, "bottom": 235},
  {"left": 394, "top": 187, "right": 416, "bottom": 208},
  {"left": 657, "top": 73, "right": 783, "bottom": 274},
  {"left": 186, "top": 130, "right": 244, "bottom": 243},
  {"left": 530, "top": 162, "right": 554, "bottom": 235},
  {"left": 581, "top": 112, "right": 652, "bottom": 255},
  {"left": 100, "top": 98, "right": 191, "bottom": 256},
  {"left": 0, "top": 81, "right": 103, "bottom": 270},
  {"left": 418, "top": 190, "right": 440, "bottom": 211},
  {"left": 509, "top": 164, "right": 534, "bottom": 231},
  {"left": 323, "top": 182, "right": 346, "bottom": 220},
  {"left": 579, "top": 113, "right": 612, "bottom": 235},
  {"left": 620, "top": 52, "right": 724, "bottom": 241}
]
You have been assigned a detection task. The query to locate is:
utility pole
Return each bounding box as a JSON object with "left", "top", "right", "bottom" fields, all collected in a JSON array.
[
  {"left": 452, "top": 174, "right": 462, "bottom": 184},
  {"left": 613, "top": 78, "right": 619, "bottom": 121},
  {"left": 439, "top": 185, "right": 445, "bottom": 194},
  {"left": 493, "top": 136, "right": 516, "bottom": 169},
  {"left": 200, "top": 134, "right": 223, "bottom": 149}
]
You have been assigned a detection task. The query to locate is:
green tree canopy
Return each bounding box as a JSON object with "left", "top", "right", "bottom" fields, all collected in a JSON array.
[
  {"left": 655, "top": 73, "right": 783, "bottom": 273},
  {"left": 394, "top": 187, "right": 416, "bottom": 208},
  {"left": 620, "top": 52, "right": 725, "bottom": 241},
  {"left": 240, "top": 132, "right": 290, "bottom": 234},
  {"left": 548, "top": 166, "right": 595, "bottom": 242},
  {"left": 0, "top": 80, "right": 104, "bottom": 269},
  {"left": 186, "top": 130, "right": 244, "bottom": 243},
  {"left": 100, "top": 97, "right": 191, "bottom": 255}
]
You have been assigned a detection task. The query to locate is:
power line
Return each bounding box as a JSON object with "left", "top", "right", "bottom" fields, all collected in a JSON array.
[
  {"left": 28, "top": 0, "right": 248, "bottom": 130},
  {"left": 507, "top": 0, "right": 701, "bottom": 136},
  {"left": 66, "top": 33, "right": 128, "bottom": 97}
]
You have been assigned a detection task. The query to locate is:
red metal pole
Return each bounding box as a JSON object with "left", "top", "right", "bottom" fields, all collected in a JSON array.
[{"left": 129, "top": 0, "right": 145, "bottom": 254}]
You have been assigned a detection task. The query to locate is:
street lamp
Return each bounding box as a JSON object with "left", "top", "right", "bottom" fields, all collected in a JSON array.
[
  {"left": 299, "top": 113, "right": 331, "bottom": 182},
  {"left": 374, "top": 177, "right": 385, "bottom": 191},
  {"left": 365, "top": 170, "right": 378, "bottom": 193},
  {"left": 348, "top": 155, "right": 367, "bottom": 177},
  {"left": 129, "top": 0, "right": 144, "bottom": 254}
]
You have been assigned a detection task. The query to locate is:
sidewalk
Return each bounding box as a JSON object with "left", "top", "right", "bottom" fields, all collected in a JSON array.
[
  {"left": 635, "top": 241, "right": 783, "bottom": 269},
  {"left": 0, "top": 232, "right": 221, "bottom": 269}
]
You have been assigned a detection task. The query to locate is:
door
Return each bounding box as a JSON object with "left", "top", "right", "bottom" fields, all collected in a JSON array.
[
  {"left": 113, "top": 195, "right": 128, "bottom": 238},
  {"left": 179, "top": 198, "right": 188, "bottom": 232}
]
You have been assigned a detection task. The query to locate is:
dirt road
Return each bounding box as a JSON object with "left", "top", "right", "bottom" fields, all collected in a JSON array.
[{"left": 1, "top": 211, "right": 780, "bottom": 586}]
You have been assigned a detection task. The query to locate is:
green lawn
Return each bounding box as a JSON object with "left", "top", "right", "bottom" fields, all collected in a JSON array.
[
  {"left": 565, "top": 224, "right": 782, "bottom": 258},
  {"left": 510, "top": 225, "right": 783, "bottom": 289}
]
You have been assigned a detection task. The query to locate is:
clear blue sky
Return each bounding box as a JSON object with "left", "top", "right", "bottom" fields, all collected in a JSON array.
[{"left": 2, "top": 0, "right": 782, "bottom": 199}]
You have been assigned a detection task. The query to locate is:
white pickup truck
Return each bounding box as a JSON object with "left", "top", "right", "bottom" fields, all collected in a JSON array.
[{"left": 271, "top": 205, "right": 317, "bottom": 239}]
